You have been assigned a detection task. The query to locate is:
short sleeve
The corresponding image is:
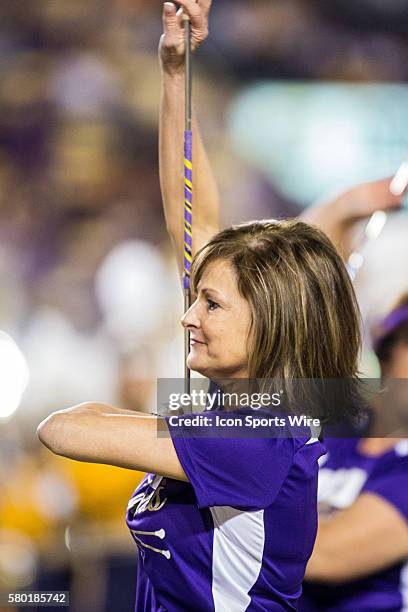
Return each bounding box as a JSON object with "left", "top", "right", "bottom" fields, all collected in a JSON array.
[
  {"left": 166, "top": 413, "right": 300, "bottom": 510},
  {"left": 362, "top": 459, "right": 408, "bottom": 521}
]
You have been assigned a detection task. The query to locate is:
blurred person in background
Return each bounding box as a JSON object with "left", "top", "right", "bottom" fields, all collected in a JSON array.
[
  {"left": 298, "top": 198, "right": 408, "bottom": 611},
  {"left": 299, "top": 290, "right": 408, "bottom": 612}
]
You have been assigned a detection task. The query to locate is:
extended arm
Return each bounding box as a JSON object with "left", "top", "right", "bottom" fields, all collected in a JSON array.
[
  {"left": 159, "top": 0, "right": 220, "bottom": 277},
  {"left": 301, "top": 178, "right": 403, "bottom": 260},
  {"left": 305, "top": 492, "right": 408, "bottom": 583},
  {"left": 37, "top": 403, "right": 188, "bottom": 482}
]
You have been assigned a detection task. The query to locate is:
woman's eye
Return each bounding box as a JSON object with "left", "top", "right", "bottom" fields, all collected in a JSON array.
[{"left": 207, "top": 299, "right": 219, "bottom": 311}]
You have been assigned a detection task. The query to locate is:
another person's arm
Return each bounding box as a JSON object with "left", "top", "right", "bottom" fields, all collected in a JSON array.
[
  {"left": 159, "top": 0, "right": 219, "bottom": 277},
  {"left": 301, "top": 178, "right": 403, "bottom": 260},
  {"left": 306, "top": 492, "right": 408, "bottom": 582}
]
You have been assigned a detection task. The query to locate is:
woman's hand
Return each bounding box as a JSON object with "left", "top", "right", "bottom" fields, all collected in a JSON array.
[{"left": 159, "top": 0, "right": 212, "bottom": 75}]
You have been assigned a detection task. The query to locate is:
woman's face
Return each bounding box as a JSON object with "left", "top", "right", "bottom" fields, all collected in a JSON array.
[{"left": 181, "top": 259, "right": 252, "bottom": 379}]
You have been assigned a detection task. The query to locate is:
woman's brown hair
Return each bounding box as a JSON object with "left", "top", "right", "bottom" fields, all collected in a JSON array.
[{"left": 191, "top": 220, "right": 362, "bottom": 421}]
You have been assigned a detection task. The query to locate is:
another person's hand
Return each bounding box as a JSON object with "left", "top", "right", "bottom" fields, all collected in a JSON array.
[
  {"left": 301, "top": 178, "right": 404, "bottom": 259},
  {"left": 159, "top": 0, "right": 212, "bottom": 75}
]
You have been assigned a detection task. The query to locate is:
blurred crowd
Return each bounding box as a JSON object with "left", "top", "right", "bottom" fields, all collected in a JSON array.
[{"left": 1, "top": 1, "right": 408, "bottom": 610}]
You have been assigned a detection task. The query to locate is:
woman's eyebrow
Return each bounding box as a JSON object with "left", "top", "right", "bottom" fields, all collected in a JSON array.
[{"left": 199, "top": 286, "right": 227, "bottom": 302}]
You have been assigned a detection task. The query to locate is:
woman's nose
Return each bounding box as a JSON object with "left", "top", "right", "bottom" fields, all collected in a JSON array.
[{"left": 181, "top": 300, "right": 201, "bottom": 329}]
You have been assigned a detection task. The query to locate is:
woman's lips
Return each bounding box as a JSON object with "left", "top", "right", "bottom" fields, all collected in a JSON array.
[{"left": 190, "top": 338, "right": 206, "bottom": 345}]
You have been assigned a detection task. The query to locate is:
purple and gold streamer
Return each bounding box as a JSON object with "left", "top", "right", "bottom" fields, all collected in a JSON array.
[{"left": 183, "top": 130, "right": 193, "bottom": 290}]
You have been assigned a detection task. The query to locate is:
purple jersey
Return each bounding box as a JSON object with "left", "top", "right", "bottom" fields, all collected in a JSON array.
[
  {"left": 126, "top": 413, "right": 325, "bottom": 611},
  {"left": 299, "top": 437, "right": 408, "bottom": 612}
]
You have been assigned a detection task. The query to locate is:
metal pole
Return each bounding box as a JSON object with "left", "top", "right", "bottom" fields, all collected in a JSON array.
[{"left": 183, "top": 15, "right": 193, "bottom": 395}]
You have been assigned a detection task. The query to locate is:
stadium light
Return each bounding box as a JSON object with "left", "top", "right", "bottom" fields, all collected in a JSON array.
[{"left": 0, "top": 331, "right": 29, "bottom": 420}]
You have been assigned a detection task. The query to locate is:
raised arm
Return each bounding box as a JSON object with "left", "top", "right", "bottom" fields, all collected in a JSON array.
[
  {"left": 159, "top": 1, "right": 220, "bottom": 277},
  {"left": 301, "top": 177, "right": 403, "bottom": 260}
]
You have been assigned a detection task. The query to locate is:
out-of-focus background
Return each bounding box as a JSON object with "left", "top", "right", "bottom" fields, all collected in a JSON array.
[{"left": 1, "top": 1, "right": 408, "bottom": 610}]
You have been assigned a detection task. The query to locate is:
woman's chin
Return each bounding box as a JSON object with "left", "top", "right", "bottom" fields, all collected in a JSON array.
[{"left": 187, "top": 356, "right": 211, "bottom": 378}]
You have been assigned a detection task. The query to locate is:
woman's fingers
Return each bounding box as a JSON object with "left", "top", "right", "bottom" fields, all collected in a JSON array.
[
  {"left": 173, "top": 0, "right": 210, "bottom": 42},
  {"left": 160, "top": 0, "right": 211, "bottom": 70},
  {"left": 198, "top": 0, "right": 213, "bottom": 17},
  {"left": 162, "top": 2, "right": 183, "bottom": 38},
  {"left": 160, "top": 2, "right": 185, "bottom": 70},
  {"left": 174, "top": 0, "right": 202, "bottom": 21}
]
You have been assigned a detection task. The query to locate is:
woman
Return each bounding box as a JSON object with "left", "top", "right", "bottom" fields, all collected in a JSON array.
[
  {"left": 37, "top": 3, "right": 362, "bottom": 610},
  {"left": 158, "top": 3, "right": 408, "bottom": 610},
  {"left": 37, "top": 219, "right": 361, "bottom": 611},
  {"left": 38, "top": 220, "right": 360, "bottom": 611}
]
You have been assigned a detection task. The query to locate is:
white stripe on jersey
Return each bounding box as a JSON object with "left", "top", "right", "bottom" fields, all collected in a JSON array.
[{"left": 210, "top": 506, "right": 265, "bottom": 612}]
